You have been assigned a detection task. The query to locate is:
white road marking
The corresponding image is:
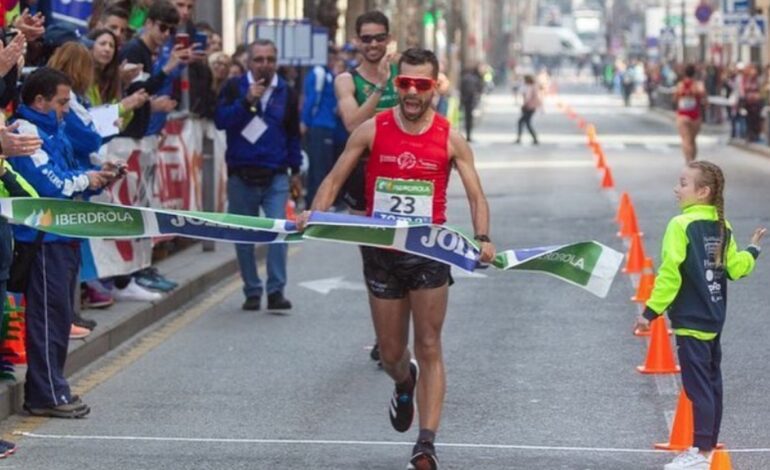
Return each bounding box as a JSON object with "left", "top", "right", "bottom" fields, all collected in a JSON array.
[
  {"left": 452, "top": 268, "right": 488, "bottom": 279},
  {"left": 18, "top": 432, "right": 770, "bottom": 454},
  {"left": 471, "top": 133, "right": 718, "bottom": 146},
  {"left": 299, "top": 276, "right": 366, "bottom": 295},
  {"left": 475, "top": 160, "right": 594, "bottom": 170}
]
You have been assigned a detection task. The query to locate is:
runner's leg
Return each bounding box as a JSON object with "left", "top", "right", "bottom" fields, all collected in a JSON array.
[
  {"left": 370, "top": 296, "right": 412, "bottom": 382},
  {"left": 677, "top": 117, "right": 694, "bottom": 163},
  {"left": 409, "top": 284, "right": 449, "bottom": 431},
  {"left": 691, "top": 120, "right": 701, "bottom": 161}
]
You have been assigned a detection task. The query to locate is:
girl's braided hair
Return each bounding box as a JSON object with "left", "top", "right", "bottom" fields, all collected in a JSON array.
[{"left": 689, "top": 161, "right": 726, "bottom": 266}]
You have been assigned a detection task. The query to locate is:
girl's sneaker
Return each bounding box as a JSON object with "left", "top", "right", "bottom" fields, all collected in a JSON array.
[{"left": 664, "top": 447, "right": 709, "bottom": 470}]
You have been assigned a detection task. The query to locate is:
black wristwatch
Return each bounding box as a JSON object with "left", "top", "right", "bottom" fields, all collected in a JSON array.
[{"left": 474, "top": 234, "right": 491, "bottom": 243}]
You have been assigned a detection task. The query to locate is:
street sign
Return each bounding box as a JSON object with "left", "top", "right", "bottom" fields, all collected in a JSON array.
[
  {"left": 695, "top": 2, "right": 713, "bottom": 24},
  {"left": 243, "top": 18, "right": 329, "bottom": 66},
  {"left": 739, "top": 15, "right": 766, "bottom": 46},
  {"left": 660, "top": 26, "right": 677, "bottom": 45},
  {"left": 724, "top": 0, "right": 749, "bottom": 13}
]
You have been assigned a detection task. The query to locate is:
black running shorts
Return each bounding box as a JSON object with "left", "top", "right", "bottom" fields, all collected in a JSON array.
[{"left": 361, "top": 246, "right": 453, "bottom": 299}]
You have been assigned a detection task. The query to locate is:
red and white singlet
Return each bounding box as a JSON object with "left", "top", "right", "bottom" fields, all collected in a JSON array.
[
  {"left": 365, "top": 109, "right": 451, "bottom": 225},
  {"left": 677, "top": 79, "right": 702, "bottom": 120}
]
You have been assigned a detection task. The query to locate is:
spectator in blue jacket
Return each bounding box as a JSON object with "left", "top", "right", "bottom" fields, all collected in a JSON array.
[
  {"left": 10, "top": 68, "right": 121, "bottom": 419},
  {"left": 301, "top": 45, "right": 341, "bottom": 206},
  {"left": 214, "top": 39, "right": 302, "bottom": 312}
]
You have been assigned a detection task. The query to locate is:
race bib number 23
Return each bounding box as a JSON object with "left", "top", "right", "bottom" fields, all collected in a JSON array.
[{"left": 372, "top": 177, "right": 434, "bottom": 223}]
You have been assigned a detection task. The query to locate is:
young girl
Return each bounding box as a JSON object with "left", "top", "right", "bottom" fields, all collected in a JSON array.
[
  {"left": 642, "top": 161, "right": 766, "bottom": 470},
  {"left": 514, "top": 75, "right": 541, "bottom": 145}
]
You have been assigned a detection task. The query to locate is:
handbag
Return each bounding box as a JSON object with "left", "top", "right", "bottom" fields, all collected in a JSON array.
[{"left": 7, "top": 231, "right": 44, "bottom": 294}]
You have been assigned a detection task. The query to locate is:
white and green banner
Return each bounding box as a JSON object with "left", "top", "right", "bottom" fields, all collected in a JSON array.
[{"left": 0, "top": 198, "right": 624, "bottom": 298}]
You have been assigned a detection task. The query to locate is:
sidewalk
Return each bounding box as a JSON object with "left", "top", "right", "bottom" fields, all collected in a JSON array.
[{"left": 0, "top": 242, "right": 245, "bottom": 421}]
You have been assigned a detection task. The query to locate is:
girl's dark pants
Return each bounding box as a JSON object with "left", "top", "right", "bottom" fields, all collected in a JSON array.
[
  {"left": 517, "top": 107, "right": 537, "bottom": 143},
  {"left": 677, "top": 334, "right": 723, "bottom": 452}
]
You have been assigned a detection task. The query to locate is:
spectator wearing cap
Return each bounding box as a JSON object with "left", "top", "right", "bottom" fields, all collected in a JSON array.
[{"left": 118, "top": 0, "right": 191, "bottom": 139}]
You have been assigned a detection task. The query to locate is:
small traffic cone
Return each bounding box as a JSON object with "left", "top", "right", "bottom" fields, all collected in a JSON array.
[
  {"left": 4, "top": 297, "right": 26, "bottom": 365},
  {"left": 632, "top": 258, "right": 655, "bottom": 303},
  {"left": 655, "top": 388, "right": 692, "bottom": 450},
  {"left": 617, "top": 201, "right": 642, "bottom": 238},
  {"left": 601, "top": 166, "right": 614, "bottom": 189},
  {"left": 710, "top": 449, "right": 733, "bottom": 470},
  {"left": 586, "top": 124, "right": 596, "bottom": 144},
  {"left": 285, "top": 199, "right": 297, "bottom": 222},
  {"left": 594, "top": 145, "right": 607, "bottom": 169},
  {"left": 623, "top": 233, "right": 647, "bottom": 274},
  {"left": 616, "top": 192, "right": 631, "bottom": 224},
  {"left": 637, "top": 316, "right": 680, "bottom": 374}
]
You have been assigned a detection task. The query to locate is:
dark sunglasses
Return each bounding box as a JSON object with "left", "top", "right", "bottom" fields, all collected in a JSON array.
[
  {"left": 158, "top": 23, "right": 177, "bottom": 35},
  {"left": 395, "top": 75, "right": 435, "bottom": 92},
  {"left": 359, "top": 33, "right": 388, "bottom": 44}
]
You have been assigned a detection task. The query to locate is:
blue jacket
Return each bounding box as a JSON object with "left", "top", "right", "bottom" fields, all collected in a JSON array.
[
  {"left": 214, "top": 74, "right": 302, "bottom": 172},
  {"left": 146, "top": 36, "right": 184, "bottom": 136},
  {"left": 301, "top": 65, "right": 338, "bottom": 130},
  {"left": 10, "top": 105, "right": 94, "bottom": 243},
  {"left": 64, "top": 92, "right": 102, "bottom": 169}
]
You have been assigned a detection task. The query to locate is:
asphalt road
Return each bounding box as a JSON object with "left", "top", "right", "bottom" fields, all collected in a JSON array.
[{"left": 3, "top": 79, "right": 770, "bottom": 470}]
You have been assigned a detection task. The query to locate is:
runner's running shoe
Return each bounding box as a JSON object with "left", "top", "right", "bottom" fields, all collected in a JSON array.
[
  {"left": 407, "top": 440, "right": 439, "bottom": 470},
  {"left": 389, "top": 359, "right": 418, "bottom": 432},
  {"left": 370, "top": 342, "right": 380, "bottom": 361}
]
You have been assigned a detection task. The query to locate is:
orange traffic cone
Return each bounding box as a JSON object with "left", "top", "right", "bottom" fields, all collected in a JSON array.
[
  {"left": 632, "top": 257, "right": 655, "bottom": 302},
  {"left": 623, "top": 234, "right": 647, "bottom": 274},
  {"left": 616, "top": 192, "right": 631, "bottom": 224},
  {"left": 285, "top": 199, "right": 297, "bottom": 222},
  {"left": 4, "top": 297, "right": 26, "bottom": 365},
  {"left": 578, "top": 118, "right": 586, "bottom": 130},
  {"left": 601, "top": 166, "right": 614, "bottom": 189},
  {"left": 655, "top": 388, "right": 692, "bottom": 450},
  {"left": 586, "top": 124, "right": 596, "bottom": 144},
  {"left": 710, "top": 449, "right": 733, "bottom": 470},
  {"left": 594, "top": 146, "right": 607, "bottom": 169},
  {"left": 638, "top": 316, "right": 680, "bottom": 374},
  {"left": 617, "top": 201, "right": 642, "bottom": 238}
]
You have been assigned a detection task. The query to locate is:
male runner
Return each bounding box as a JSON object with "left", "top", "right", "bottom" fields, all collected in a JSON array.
[
  {"left": 334, "top": 10, "right": 400, "bottom": 363},
  {"left": 298, "top": 48, "right": 495, "bottom": 470}
]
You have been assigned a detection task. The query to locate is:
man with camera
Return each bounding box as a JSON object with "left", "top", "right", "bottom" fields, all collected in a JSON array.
[
  {"left": 214, "top": 39, "right": 302, "bottom": 312},
  {"left": 118, "top": 0, "right": 192, "bottom": 139}
]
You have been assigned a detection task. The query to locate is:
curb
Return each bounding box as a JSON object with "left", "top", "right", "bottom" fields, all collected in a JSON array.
[
  {"left": 727, "top": 139, "right": 770, "bottom": 160},
  {"left": 0, "top": 242, "right": 246, "bottom": 421}
]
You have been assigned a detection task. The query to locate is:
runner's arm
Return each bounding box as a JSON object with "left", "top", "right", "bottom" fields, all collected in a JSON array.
[
  {"left": 449, "top": 130, "right": 495, "bottom": 262},
  {"left": 309, "top": 119, "right": 375, "bottom": 211},
  {"left": 335, "top": 73, "right": 382, "bottom": 132}
]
